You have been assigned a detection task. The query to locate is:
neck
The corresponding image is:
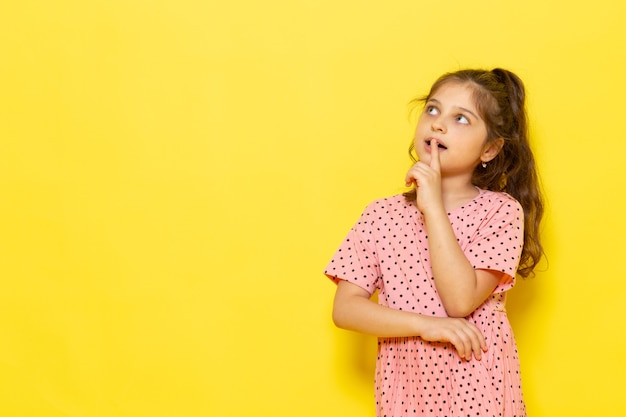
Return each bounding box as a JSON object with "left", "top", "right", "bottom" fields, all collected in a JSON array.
[{"left": 439, "top": 174, "right": 478, "bottom": 211}]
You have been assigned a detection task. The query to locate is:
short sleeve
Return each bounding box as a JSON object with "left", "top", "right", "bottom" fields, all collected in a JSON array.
[
  {"left": 465, "top": 196, "right": 524, "bottom": 293},
  {"left": 324, "top": 203, "right": 382, "bottom": 295}
]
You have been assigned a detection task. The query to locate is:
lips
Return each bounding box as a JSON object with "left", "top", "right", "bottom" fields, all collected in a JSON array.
[{"left": 426, "top": 139, "right": 447, "bottom": 150}]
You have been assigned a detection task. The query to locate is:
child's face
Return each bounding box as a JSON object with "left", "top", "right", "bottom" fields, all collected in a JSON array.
[{"left": 414, "top": 82, "right": 491, "bottom": 175}]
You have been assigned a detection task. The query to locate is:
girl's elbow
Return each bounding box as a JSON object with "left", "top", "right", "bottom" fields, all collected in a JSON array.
[
  {"left": 444, "top": 302, "right": 474, "bottom": 318},
  {"left": 332, "top": 313, "right": 343, "bottom": 328},
  {"left": 332, "top": 306, "right": 349, "bottom": 329},
  {"left": 441, "top": 290, "right": 482, "bottom": 317}
]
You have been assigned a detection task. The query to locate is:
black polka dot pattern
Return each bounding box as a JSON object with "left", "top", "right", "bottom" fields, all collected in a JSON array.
[{"left": 325, "top": 189, "right": 527, "bottom": 417}]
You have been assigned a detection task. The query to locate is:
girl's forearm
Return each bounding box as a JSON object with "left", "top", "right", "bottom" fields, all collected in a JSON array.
[
  {"left": 332, "top": 281, "right": 488, "bottom": 360},
  {"left": 424, "top": 209, "right": 484, "bottom": 317},
  {"left": 333, "top": 288, "right": 423, "bottom": 337}
]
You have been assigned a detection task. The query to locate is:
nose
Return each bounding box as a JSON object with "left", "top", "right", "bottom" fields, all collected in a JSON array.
[{"left": 431, "top": 117, "right": 446, "bottom": 133}]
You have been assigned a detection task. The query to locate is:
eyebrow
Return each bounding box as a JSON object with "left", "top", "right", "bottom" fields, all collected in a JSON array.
[{"left": 428, "top": 98, "right": 479, "bottom": 120}]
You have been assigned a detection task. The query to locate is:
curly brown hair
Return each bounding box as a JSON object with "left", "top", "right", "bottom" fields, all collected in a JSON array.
[{"left": 404, "top": 68, "right": 544, "bottom": 278}]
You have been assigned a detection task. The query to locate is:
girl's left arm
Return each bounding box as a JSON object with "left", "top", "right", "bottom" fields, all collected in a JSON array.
[
  {"left": 405, "top": 140, "right": 502, "bottom": 318},
  {"left": 423, "top": 208, "right": 502, "bottom": 317}
]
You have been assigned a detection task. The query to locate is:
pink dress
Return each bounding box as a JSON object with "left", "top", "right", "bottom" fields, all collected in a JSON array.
[{"left": 325, "top": 189, "right": 527, "bottom": 417}]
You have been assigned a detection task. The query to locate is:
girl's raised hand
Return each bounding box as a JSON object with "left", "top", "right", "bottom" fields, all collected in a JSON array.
[{"left": 405, "top": 139, "right": 443, "bottom": 214}]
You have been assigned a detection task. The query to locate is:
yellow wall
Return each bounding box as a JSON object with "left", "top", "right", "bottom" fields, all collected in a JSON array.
[{"left": 1, "top": 1, "right": 625, "bottom": 416}]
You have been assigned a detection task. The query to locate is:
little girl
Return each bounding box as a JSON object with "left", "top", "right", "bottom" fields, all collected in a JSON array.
[{"left": 324, "top": 68, "right": 543, "bottom": 417}]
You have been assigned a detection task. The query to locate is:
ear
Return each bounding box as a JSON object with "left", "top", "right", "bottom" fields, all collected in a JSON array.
[{"left": 481, "top": 138, "right": 504, "bottom": 163}]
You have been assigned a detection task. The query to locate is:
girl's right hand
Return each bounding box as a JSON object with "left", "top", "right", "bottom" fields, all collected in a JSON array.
[
  {"left": 417, "top": 315, "right": 487, "bottom": 361},
  {"left": 404, "top": 139, "right": 444, "bottom": 215}
]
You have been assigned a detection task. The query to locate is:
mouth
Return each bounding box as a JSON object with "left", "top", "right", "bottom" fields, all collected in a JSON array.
[{"left": 426, "top": 139, "right": 447, "bottom": 150}]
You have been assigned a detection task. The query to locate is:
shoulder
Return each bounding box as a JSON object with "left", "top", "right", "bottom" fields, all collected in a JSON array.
[
  {"left": 476, "top": 189, "right": 522, "bottom": 212},
  {"left": 472, "top": 189, "right": 523, "bottom": 231},
  {"left": 362, "top": 194, "right": 412, "bottom": 214},
  {"left": 357, "top": 194, "right": 413, "bottom": 222}
]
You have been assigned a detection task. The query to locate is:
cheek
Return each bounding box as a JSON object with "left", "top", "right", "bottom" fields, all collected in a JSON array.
[
  {"left": 414, "top": 141, "right": 429, "bottom": 161},
  {"left": 412, "top": 129, "right": 422, "bottom": 149},
  {"left": 414, "top": 120, "right": 429, "bottom": 142}
]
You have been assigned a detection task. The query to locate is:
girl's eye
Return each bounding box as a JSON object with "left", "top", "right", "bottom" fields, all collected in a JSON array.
[
  {"left": 456, "top": 114, "right": 469, "bottom": 124},
  {"left": 426, "top": 106, "right": 438, "bottom": 115}
]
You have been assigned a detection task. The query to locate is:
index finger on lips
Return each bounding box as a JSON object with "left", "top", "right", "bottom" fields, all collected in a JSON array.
[{"left": 430, "top": 139, "right": 441, "bottom": 172}]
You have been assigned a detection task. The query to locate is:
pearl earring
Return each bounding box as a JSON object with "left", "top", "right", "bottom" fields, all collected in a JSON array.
[{"left": 481, "top": 161, "right": 487, "bottom": 168}]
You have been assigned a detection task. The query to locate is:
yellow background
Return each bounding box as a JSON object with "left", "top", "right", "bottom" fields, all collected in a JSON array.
[{"left": 1, "top": 1, "right": 625, "bottom": 416}]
